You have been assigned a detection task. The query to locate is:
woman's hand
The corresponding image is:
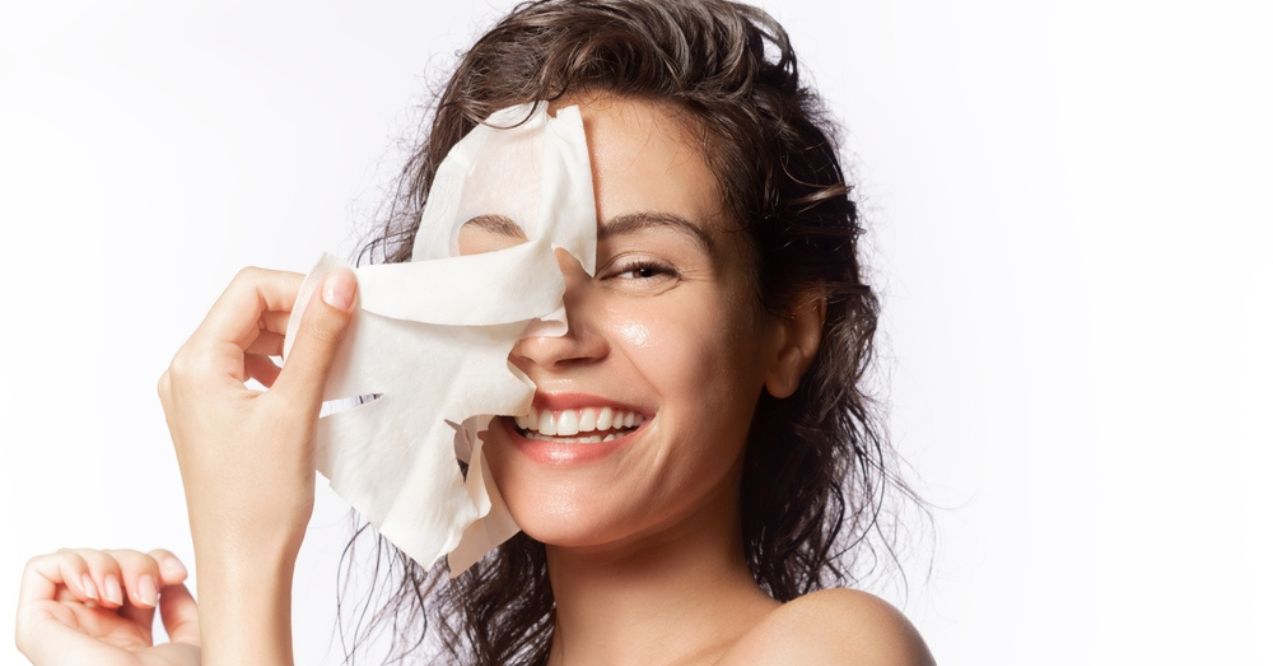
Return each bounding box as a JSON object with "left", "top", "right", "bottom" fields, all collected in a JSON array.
[
  {"left": 15, "top": 548, "right": 199, "bottom": 665},
  {"left": 156, "top": 266, "right": 356, "bottom": 564},
  {"left": 155, "top": 265, "right": 356, "bottom": 665}
]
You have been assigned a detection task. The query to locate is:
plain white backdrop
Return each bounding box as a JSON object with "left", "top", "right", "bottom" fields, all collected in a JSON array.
[{"left": 2, "top": 1, "right": 1270, "bottom": 663}]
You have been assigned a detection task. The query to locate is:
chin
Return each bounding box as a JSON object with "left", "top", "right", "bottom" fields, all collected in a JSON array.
[
  {"left": 485, "top": 425, "right": 647, "bottom": 548},
  {"left": 520, "top": 523, "right": 613, "bottom": 549},
  {"left": 501, "top": 487, "right": 638, "bottom": 549}
]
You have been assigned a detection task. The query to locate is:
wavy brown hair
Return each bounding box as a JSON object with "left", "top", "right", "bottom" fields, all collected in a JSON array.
[{"left": 335, "top": 1, "right": 921, "bottom": 663}]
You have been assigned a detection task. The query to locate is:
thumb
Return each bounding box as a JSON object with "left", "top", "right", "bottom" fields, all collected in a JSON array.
[
  {"left": 274, "top": 267, "right": 357, "bottom": 405},
  {"left": 158, "top": 582, "right": 201, "bottom": 645}
]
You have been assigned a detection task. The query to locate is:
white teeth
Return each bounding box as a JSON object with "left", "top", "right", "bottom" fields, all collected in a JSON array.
[
  {"left": 537, "top": 410, "right": 557, "bottom": 436},
  {"left": 578, "top": 407, "right": 597, "bottom": 432},
  {"left": 517, "top": 406, "right": 651, "bottom": 437},
  {"left": 556, "top": 409, "right": 579, "bottom": 436}
]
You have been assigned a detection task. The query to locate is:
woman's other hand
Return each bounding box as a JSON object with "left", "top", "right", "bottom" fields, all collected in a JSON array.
[
  {"left": 15, "top": 548, "right": 198, "bottom": 665},
  {"left": 156, "top": 266, "right": 356, "bottom": 564}
]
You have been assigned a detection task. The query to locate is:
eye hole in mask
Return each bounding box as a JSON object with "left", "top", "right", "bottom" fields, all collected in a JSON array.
[{"left": 456, "top": 214, "right": 529, "bottom": 255}]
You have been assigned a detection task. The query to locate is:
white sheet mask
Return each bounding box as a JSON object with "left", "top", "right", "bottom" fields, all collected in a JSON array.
[{"left": 282, "top": 101, "right": 597, "bottom": 575}]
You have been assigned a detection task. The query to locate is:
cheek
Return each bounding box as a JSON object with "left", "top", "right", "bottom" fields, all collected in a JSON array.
[
  {"left": 485, "top": 285, "right": 768, "bottom": 546},
  {"left": 605, "top": 291, "right": 762, "bottom": 439},
  {"left": 601, "top": 296, "right": 762, "bottom": 523}
]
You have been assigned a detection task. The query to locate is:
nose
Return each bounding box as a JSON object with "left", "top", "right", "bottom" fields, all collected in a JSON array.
[{"left": 508, "top": 248, "right": 609, "bottom": 372}]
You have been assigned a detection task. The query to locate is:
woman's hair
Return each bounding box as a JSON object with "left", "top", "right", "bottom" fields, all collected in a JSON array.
[{"left": 337, "top": 1, "right": 920, "bottom": 663}]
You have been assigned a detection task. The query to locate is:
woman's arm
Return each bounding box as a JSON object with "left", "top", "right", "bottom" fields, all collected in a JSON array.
[{"left": 157, "top": 265, "right": 358, "bottom": 665}]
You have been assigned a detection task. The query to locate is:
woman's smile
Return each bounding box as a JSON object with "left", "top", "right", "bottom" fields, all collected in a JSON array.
[
  {"left": 495, "top": 391, "right": 658, "bottom": 466},
  {"left": 497, "top": 393, "right": 657, "bottom": 466}
]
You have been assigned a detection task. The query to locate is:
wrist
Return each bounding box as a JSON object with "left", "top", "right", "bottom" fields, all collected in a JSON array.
[
  {"left": 193, "top": 541, "right": 297, "bottom": 666},
  {"left": 192, "top": 534, "right": 300, "bottom": 578},
  {"left": 185, "top": 499, "right": 311, "bottom": 569}
]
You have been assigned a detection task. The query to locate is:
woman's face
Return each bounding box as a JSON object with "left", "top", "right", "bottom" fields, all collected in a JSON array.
[{"left": 468, "top": 94, "right": 784, "bottom": 548}]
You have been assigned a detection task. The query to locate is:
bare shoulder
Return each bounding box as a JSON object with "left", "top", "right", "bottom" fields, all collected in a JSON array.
[{"left": 717, "top": 588, "right": 935, "bottom": 665}]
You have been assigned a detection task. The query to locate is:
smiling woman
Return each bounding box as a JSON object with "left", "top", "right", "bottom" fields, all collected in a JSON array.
[
  {"left": 13, "top": 1, "right": 932, "bottom": 665},
  {"left": 340, "top": 1, "right": 933, "bottom": 664}
]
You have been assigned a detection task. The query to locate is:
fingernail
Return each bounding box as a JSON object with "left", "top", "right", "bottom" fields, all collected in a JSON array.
[
  {"left": 322, "top": 270, "right": 355, "bottom": 311},
  {"left": 138, "top": 575, "right": 158, "bottom": 606},
  {"left": 163, "top": 557, "right": 187, "bottom": 579},
  {"left": 104, "top": 574, "right": 123, "bottom": 605},
  {"left": 81, "top": 574, "right": 98, "bottom": 600}
]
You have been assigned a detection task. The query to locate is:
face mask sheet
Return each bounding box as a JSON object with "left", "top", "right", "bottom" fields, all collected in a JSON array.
[{"left": 282, "top": 101, "right": 597, "bottom": 576}]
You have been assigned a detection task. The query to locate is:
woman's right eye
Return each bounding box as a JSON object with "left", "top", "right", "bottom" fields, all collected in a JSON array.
[
  {"left": 613, "top": 261, "right": 682, "bottom": 281},
  {"left": 607, "top": 259, "right": 679, "bottom": 282},
  {"left": 599, "top": 258, "right": 683, "bottom": 297}
]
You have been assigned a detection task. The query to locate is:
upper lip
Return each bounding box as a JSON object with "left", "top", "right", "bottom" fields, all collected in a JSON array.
[{"left": 531, "top": 391, "right": 652, "bottom": 417}]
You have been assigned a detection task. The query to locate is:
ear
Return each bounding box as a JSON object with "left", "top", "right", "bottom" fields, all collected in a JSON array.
[{"left": 763, "top": 288, "right": 827, "bottom": 399}]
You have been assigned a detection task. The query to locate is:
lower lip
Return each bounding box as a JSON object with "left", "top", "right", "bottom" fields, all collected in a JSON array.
[{"left": 499, "top": 414, "right": 648, "bottom": 466}]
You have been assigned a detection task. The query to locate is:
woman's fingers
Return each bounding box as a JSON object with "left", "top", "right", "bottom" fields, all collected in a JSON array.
[
  {"left": 49, "top": 550, "right": 93, "bottom": 602},
  {"left": 146, "top": 548, "right": 189, "bottom": 584},
  {"left": 193, "top": 267, "right": 303, "bottom": 350},
  {"left": 33, "top": 549, "right": 190, "bottom": 632},
  {"left": 60, "top": 548, "right": 125, "bottom": 608},
  {"left": 271, "top": 267, "right": 357, "bottom": 406},
  {"left": 157, "top": 582, "right": 201, "bottom": 646},
  {"left": 103, "top": 549, "right": 166, "bottom": 606},
  {"left": 165, "top": 268, "right": 302, "bottom": 390},
  {"left": 27, "top": 549, "right": 105, "bottom": 607},
  {"left": 19, "top": 549, "right": 124, "bottom": 614},
  {"left": 260, "top": 310, "right": 291, "bottom": 336},
  {"left": 15, "top": 555, "right": 87, "bottom": 664},
  {"left": 20, "top": 553, "right": 73, "bottom": 607},
  {"left": 102, "top": 548, "right": 165, "bottom": 634},
  {"left": 17, "top": 548, "right": 195, "bottom": 663}
]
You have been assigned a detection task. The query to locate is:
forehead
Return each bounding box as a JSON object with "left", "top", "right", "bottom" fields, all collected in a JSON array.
[{"left": 551, "top": 93, "right": 727, "bottom": 234}]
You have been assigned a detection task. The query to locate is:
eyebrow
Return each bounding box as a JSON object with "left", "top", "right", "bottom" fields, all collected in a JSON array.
[
  {"left": 462, "top": 214, "right": 527, "bottom": 239},
  {"left": 599, "top": 211, "right": 716, "bottom": 257}
]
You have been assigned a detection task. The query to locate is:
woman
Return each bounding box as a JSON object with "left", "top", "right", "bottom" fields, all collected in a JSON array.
[{"left": 15, "top": 1, "right": 933, "bottom": 664}]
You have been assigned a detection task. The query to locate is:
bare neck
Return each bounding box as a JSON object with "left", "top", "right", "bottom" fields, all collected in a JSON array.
[{"left": 543, "top": 467, "right": 779, "bottom": 666}]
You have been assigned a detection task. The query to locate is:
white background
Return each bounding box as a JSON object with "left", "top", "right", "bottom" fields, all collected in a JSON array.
[{"left": 2, "top": 1, "right": 1270, "bottom": 664}]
